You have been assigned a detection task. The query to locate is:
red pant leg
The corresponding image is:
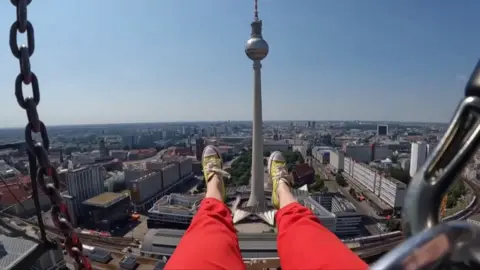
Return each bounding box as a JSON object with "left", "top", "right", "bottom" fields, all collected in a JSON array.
[
  {"left": 165, "top": 198, "right": 245, "bottom": 270},
  {"left": 276, "top": 202, "right": 368, "bottom": 270}
]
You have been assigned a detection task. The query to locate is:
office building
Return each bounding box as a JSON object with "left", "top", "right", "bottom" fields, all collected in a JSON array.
[
  {"left": 377, "top": 125, "right": 388, "bottom": 136},
  {"left": 195, "top": 138, "right": 205, "bottom": 162},
  {"left": 82, "top": 192, "right": 131, "bottom": 231},
  {"left": 64, "top": 166, "right": 105, "bottom": 225}
]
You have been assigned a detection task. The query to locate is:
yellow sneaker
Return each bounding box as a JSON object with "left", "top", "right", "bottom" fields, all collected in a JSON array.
[
  {"left": 202, "top": 145, "right": 230, "bottom": 200},
  {"left": 268, "top": 151, "right": 292, "bottom": 209}
]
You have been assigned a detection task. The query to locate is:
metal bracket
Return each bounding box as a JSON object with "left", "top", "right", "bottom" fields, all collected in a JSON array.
[{"left": 402, "top": 96, "right": 480, "bottom": 236}]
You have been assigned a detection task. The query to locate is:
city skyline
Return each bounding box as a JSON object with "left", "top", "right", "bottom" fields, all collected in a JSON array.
[
  {"left": 0, "top": 1, "right": 477, "bottom": 127},
  {"left": 0, "top": 119, "right": 450, "bottom": 131}
]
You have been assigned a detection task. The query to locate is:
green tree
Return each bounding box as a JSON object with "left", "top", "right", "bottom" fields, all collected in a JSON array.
[
  {"left": 282, "top": 150, "right": 305, "bottom": 171},
  {"left": 263, "top": 150, "right": 271, "bottom": 157},
  {"left": 386, "top": 219, "right": 401, "bottom": 232},
  {"left": 228, "top": 151, "right": 253, "bottom": 186},
  {"left": 446, "top": 195, "right": 457, "bottom": 209},
  {"left": 445, "top": 179, "right": 467, "bottom": 208},
  {"left": 309, "top": 174, "right": 325, "bottom": 191}
]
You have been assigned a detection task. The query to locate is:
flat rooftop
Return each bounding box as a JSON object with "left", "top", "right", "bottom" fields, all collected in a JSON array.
[
  {"left": 0, "top": 224, "right": 39, "bottom": 269},
  {"left": 82, "top": 192, "right": 128, "bottom": 208}
]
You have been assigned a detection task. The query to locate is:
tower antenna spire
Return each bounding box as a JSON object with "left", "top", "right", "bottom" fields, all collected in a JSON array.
[{"left": 254, "top": 0, "right": 259, "bottom": 21}]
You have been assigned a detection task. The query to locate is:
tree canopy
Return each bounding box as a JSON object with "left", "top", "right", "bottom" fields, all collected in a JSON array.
[
  {"left": 308, "top": 174, "right": 326, "bottom": 192},
  {"left": 446, "top": 180, "right": 467, "bottom": 208},
  {"left": 284, "top": 150, "right": 305, "bottom": 171},
  {"left": 226, "top": 150, "right": 305, "bottom": 187},
  {"left": 225, "top": 150, "right": 252, "bottom": 186}
]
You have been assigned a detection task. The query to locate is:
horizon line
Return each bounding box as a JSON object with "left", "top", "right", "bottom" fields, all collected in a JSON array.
[{"left": 0, "top": 119, "right": 449, "bottom": 130}]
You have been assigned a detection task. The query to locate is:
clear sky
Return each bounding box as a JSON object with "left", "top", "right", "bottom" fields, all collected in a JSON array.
[{"left": 0, "top": 0, "right": 479, "bottom": 127}]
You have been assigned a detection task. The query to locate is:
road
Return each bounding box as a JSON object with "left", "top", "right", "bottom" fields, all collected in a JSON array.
[
  {"left": 310, "top": 159, "right": 383, "bottom": 235},
  {"left": 224, "top": 157, "right": 238, "bottom": 169}
]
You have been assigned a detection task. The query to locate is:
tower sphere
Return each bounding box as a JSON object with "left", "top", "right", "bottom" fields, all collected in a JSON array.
[{"left": 245, "top": 36, "right": 269, "bottom": 61}]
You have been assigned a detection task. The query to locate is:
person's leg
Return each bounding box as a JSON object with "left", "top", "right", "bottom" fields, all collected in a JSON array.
[
  {"left": 165, "top": 146, "right": 245, "bottom": 270},
  {"left": 268, "top": 151, "right": 368, "bottom": 270}
]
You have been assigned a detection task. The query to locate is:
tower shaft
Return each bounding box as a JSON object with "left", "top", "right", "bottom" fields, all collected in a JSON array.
[{"left": 247, "top": 60, "right": 265, "bottom": 206}]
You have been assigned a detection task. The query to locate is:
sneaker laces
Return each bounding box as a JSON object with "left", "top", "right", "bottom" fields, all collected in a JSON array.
[{"left": 205, "top": 160, "right": 231, "bottom": 179}]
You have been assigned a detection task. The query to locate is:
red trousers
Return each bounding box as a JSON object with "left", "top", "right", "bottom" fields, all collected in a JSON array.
[{"left": 166, "top": 198, "right": 368, "bottom": 270}]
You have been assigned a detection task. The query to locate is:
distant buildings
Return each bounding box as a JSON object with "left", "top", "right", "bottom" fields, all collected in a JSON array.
[
  {"left": 264, "top": 140, "right": 290, "bottom": 152},
  {"left": 342, "top": 143, "right": 392, "bottom": 163}
]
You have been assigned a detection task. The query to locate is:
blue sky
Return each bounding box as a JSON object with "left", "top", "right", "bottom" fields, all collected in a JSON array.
[{"left": 0, "top": 0, "right": 479, "bottom": 127}]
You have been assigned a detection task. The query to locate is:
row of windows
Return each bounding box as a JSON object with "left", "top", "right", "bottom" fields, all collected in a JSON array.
[
  {"left": 149, "top": 214, "right": 192, "bottom": 222},
  {"left": 341, "top": 157, "right": 403, "bottom": 207}
]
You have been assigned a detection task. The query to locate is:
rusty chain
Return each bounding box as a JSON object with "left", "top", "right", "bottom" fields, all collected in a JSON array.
[{"left": 9, "top": 1, "right": 91, "bottom": 269}]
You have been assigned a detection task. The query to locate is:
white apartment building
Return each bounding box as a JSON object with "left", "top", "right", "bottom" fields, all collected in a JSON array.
[
  {"left": 329, "top": 150, "right": 344, "bottom": 171},
  {"left": 331, "top": 151, "right": 406, "bottom": 208},
  {"left": 409, "top": 142, "right": 428, "bottom": 177}
]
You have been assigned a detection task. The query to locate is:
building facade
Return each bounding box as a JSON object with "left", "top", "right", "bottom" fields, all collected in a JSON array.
[
  {"left": 409, "top": 142, "right": 428, "bottom": 177},
  {"left": 329, "top": 150, "right": 406, "bottom": 209},
  {"left": 64, "top": 166, "right": 105, "bottom": 225}
]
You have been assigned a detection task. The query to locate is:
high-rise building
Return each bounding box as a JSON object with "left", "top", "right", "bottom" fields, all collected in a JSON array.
[
  {"left": 64, "top": 166, "right": 105, "bottom": 225},
  {"left": 377, "top": 124, "right": 388, "bottom": 136},
  {"left": 410, "top": 142, "right": 428, "bottom": 177},
  {"left": 195, "top": 138, "right": 205, "bottom": 162},
  {"left": 99, "top": 138, "right": 108, "bottom": 157},
  {"left": 426, "top": 143, "right": 438, "bottom": 157}
]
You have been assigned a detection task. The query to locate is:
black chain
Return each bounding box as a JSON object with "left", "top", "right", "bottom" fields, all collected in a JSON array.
[{"left": 9, "top": 1, "right": 91, "bottom": 269}]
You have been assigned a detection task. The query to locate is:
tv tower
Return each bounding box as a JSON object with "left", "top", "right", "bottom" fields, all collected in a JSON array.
[
  {"left": 245, "top": 0, "right": 269, "bottom": 207},
  {"left": 232, "top": 0, "right": 275, "bottom": 226}
]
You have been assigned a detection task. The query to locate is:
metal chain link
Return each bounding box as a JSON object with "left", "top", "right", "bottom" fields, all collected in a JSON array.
[{"left": 9, "top": 1, "right": 91, "bottom": 269}]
